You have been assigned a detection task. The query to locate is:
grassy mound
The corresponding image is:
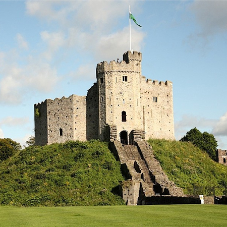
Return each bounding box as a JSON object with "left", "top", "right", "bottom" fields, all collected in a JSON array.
[
  {"left": 0, "top": 140, "right": 124, "bottom": 206},
  {"left": 148, "top": 139, "right": 227, "bottom": 196}
]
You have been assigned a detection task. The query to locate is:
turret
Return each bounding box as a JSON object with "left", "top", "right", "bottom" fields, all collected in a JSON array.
[{"left": 123, "top": 51, "right": 142, "bottom": 63}]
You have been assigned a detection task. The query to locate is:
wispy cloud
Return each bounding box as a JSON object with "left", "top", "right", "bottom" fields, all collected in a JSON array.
[
  {"left": 175, "top": 114, "right": 217, "bottom": 140},
  {"left": 16, "top": 33, "right": 29, "bottom": 50},
  {"left": 189, "top": 0, "right": 227, "bottom": 38},
  {"left": 0, "top": 0, "right": 145, "bottom": 105},
  {"left": 0, "top": 116, "right": 29, "bottom": 127},
  {"left": 212, "top": 112, "right": 227, "bottom": 137},
  {"left": 0, "top": 128, "right": 4, "bottom": 138}
]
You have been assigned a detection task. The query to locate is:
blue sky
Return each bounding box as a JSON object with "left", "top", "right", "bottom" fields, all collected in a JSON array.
[{"left": 0, "top": 0, "right": 227, "bottom": 148}]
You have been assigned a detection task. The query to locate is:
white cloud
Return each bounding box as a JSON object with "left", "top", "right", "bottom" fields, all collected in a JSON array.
[
  {"left": 0, "top": 66, "right": 23, "bottom": 104},
  {"left": 0, "top": 1, "right": 144, "bottom": 105},
  {"left": 175, "top": 114, "right": 217, "bottom": 140},
  {"left": 175, "top": 114, "right": 217, "bottom": 130},
  {"left": 189, "top": 0, "right": 227, "bottom": 37},
  {"left": 25, "top": 56, "right": 59, "bottom": 93},
  {"left": 96, "top": 27, "right": 145, "bottom": 61},
  {"left": 0, "top": 116, "right": 29, "bottom": 127},
  {"left": 70, "top": 63, "right": 95, "bottom": 81},
  {"left": 26, "top": 1, "right": 66, "bottom": 22},
  {"left": 0, "top": 51, "right": 59, "bottom": 104},
  {"left": 0, "top": 128, "right": 4, "bottom": 138},
  {"left": 175, "top": 114, "right": 227, "bottom": 148},
  {"left": 19, "top": 134, "right": 32, "bottom": 147},
  {"left": 212, "top": 112, "right": 227, "bottom": 136},
  {"left": 40, "top": 31, "right": 65, "bottom": 60},
  {"left": 16, "top": 33, "right": 29, "bottom": 50}
]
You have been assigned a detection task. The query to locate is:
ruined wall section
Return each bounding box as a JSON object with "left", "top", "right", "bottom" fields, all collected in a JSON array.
[
  {"left": 34, "top": 101, "right": 48, "bottom": 146},
  {"left": 140, "top": 78, "right": 174, "bottom": 140},
  {"left": 86, "top": 83, "right": 99, "bottom": 140},
  {"left": 217, "top": 149, "right": 227, "bottom": 166},
  {"left": 96, "top": 51, "right": 143, "bottom": 141}
]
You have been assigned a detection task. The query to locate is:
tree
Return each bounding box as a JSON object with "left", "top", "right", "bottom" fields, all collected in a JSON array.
[
  {"left": 26, "top": 136, "right": 35, "bottom": 147},
  {"left": 180, "top": 128, "right": 218, "bottom": 161},
  {"left": 0, "top": 138, "right": 21, "bottom": 161}
]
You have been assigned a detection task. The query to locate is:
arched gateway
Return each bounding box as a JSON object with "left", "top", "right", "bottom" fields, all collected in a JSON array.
[{"left": 120, "top": 131, "right": 128, "bottom": 145}]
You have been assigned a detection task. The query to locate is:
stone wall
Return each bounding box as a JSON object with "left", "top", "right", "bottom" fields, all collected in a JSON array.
[
  {"left": 34, "top": 95, "right": 86, "bottom": 145},
  {"left": 217, "top": 149, "right": 227, "bottom": 166},
  {"left": 140, "top": 80, "right": 174, "bottom": 140}
]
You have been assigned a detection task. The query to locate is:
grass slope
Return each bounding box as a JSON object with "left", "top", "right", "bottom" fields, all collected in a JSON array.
[
  {"left": 0, "top": 140, "right": 124, "bottom": 206},
  {"left": 1, "top": 139, "right": 227, "bottom": 207},
  {"left": 0, "top": 205, "right": 227, "bottom": 227},
  {"left": 148, "top": 139, "right": 227, "bottom": 195}
]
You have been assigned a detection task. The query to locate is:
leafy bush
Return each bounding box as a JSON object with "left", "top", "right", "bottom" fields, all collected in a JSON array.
[{"left": 0, "top": 138, "right": 21, "bottom": 161}]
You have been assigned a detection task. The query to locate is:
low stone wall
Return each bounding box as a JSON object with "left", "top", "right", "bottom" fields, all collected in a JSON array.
[{"left": 144, "top": 196, "right": 201, "bottom": 205}]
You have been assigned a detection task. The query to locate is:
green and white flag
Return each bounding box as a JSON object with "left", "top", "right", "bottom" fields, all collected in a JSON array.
[{"left": 129, "top": 13, "right": 142, "bottom": 27}]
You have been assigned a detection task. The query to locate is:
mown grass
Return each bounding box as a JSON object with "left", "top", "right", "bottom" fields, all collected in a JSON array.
[
  {"left": 0, "top": 140, "right": 124, "bottom": 206},
  {"left": 148, "top": 139, "right": 227, "bottom": 195},
  {"left": 0, "top": 205, "right": 227, "bottom": 227}
]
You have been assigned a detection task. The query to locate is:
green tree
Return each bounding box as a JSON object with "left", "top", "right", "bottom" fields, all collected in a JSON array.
[
  {"left": 26, "top": 136, "right": 35, "bottom": 147},
  {"left": 0, "top": 138, "right": 21, "bottom": 161},
  {"left": 180, "top": 128, "right": 218, "bottom": 161}
]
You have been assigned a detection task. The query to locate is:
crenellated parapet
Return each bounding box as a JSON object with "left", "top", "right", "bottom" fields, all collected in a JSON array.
[
  {"left": 96, "top": 50, "right": 142, "bottom": 77},
  {"left": 123, "top": 50, "right": 142, "bottom": 63},
  {"left": 140, "top": 76, "right": 172, "bottom": 87}
]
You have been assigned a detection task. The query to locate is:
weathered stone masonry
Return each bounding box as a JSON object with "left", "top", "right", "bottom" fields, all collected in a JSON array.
[{"left": 34, "top": 51, "right": 174, "bottom": 145}]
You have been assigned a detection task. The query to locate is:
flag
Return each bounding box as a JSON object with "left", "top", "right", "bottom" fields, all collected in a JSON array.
[{"left": 129, "top": 13, "right": 142, "bottom": 27}]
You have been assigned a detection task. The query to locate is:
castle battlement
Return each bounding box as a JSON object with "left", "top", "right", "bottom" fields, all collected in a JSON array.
[
  {"left": 96, "top": 51, "right": 141, "bottom": 75},
  {"left": 141, "top": 76, "right": 172, "bottom": 87}
]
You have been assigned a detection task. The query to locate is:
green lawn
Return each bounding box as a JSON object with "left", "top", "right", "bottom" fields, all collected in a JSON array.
[{"left": 0, "top": 205, "right": 227, "bottom": 227}]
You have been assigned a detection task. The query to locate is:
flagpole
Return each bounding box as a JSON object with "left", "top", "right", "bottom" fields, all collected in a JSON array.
[{"left": 129, "top": 5, "right": 131, "bottom": 52}]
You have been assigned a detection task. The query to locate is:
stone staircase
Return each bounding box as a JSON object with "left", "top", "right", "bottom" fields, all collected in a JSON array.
[{"left": 110, "top": 140, "right": 184, "bottom": 205}]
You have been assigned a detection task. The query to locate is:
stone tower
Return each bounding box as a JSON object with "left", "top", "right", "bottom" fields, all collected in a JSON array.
[
  {"left": 34, "top": 50, "right": 174, "bottom": 145},
  {"left": 95, "top": 50, "right": 174, "bottom": 144}
]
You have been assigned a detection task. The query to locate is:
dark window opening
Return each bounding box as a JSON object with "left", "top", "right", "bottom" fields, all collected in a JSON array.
[
  {"left": 123, "top": 76, "right": 127, "bottom": 82},
  {"left": 60, "top": 128, "right": 63, "bottom": 136},
  {"left": 122, "top": 111, "right": 126, "bottom": 122},
  {"left": 224, "top": 158, "right": 226, "bottom": 163},
  {"left": 100, "top": 78, "right": 103, "bottom": 83},
  {"left": 153, "top": 97, "right": 158, "bottom": 102}
]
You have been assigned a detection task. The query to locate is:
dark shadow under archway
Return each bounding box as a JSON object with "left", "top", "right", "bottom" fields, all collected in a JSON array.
[{"left": 120, "top": 131, "right": 128, "bottom": 145}]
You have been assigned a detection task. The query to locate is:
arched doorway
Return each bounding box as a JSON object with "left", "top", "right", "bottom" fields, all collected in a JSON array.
[{"left": 120, "top": 131, "right": 128, "bottom": 145}]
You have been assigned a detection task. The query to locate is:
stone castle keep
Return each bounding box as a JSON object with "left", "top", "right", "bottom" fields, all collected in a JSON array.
[{"left": 34, "top": 51, "right": 174, "bottom": 146}]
